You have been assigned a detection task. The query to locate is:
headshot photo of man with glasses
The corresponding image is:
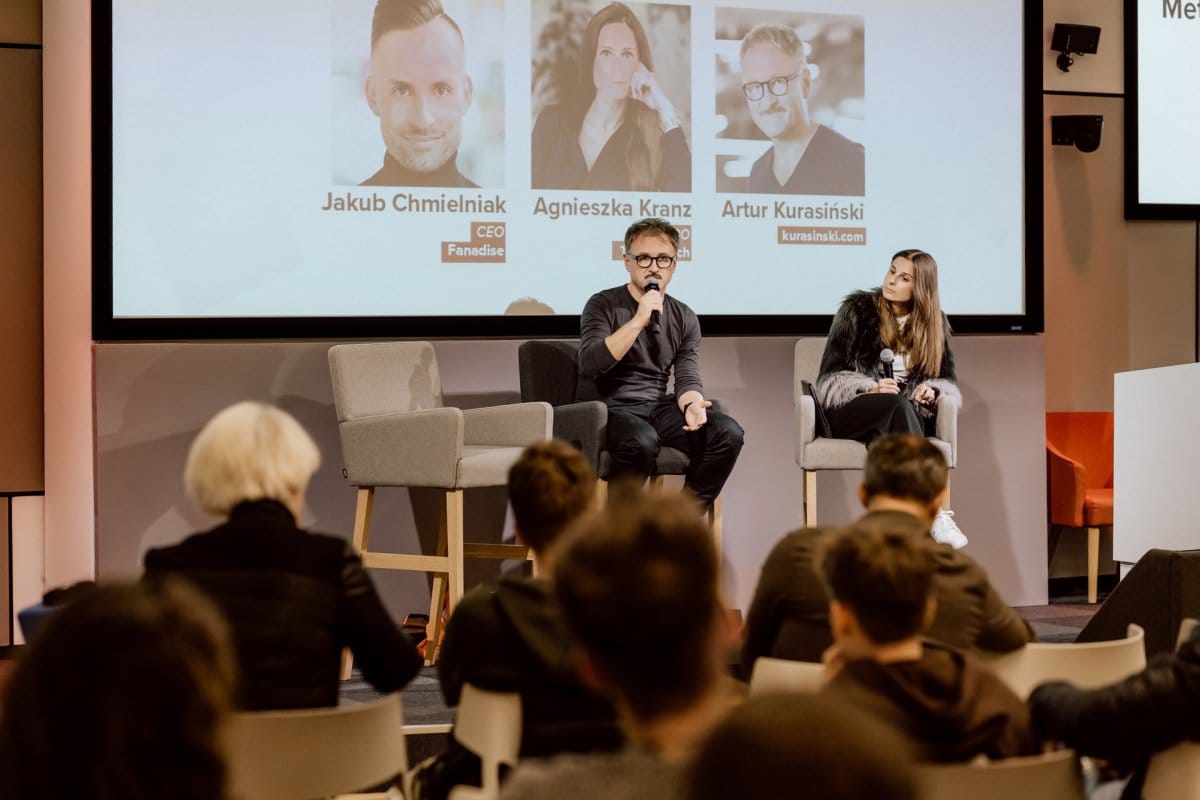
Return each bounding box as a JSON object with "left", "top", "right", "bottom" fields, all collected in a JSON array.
[
  {"left": 577, "top": 217, "right": 744, "bottom": 512},
  {"left": 714, "top": 13, "right": 864, "bottom": 196}
]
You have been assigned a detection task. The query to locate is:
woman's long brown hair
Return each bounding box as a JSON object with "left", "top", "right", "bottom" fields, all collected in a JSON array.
[
  {"left": 876, "top": 249, "right": 946, "bottom": 376},
  {"left": 574, "top": 2, "right": 662, "bottom": 191}
]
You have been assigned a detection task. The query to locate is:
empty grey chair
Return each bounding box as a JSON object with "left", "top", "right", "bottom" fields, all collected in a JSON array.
[
  {"left": 794, "top": 338, "right": 958, "bottom": 526},
  {"left": 518, "top": 338, "right": 724, "bottom": 552},
  {"left": 329, "top": 342, "right": 552, "bottom": 663}
]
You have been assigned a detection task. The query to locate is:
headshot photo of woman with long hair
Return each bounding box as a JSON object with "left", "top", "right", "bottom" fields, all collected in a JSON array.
[
  {"left": 816, "top": 249, "right": 967, "bottom": 548},
  {"left": 530, "top": 1, "right": 691, "bottom": 193}
]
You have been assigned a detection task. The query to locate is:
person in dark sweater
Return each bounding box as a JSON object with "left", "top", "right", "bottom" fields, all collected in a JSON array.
[
  {"left": 820, "top": 520, "right": 1039, "bottom": 763},
  {"left": 742, "top": 433, "right": 1032, "bottom": 677},
  {"left": 143, "top": 402, "right": 422, "bottom": 710},
  {"left": 360, "top": 0, "right": 478, "bottom": 187},
  {"left": 738, "top": 23, "right": 864, "bottom": 196},
  {"left": 421, "top": 440, "right": 621, "bottom": 798},
  {"left": 578, "top": 217, "right": 744, "bottom": 509},
  {"left": 500, "top": 486, "right": 740, "bottom": 800},
  {"left": 531, "top": 2, "right": 690, "bottom": 193}
]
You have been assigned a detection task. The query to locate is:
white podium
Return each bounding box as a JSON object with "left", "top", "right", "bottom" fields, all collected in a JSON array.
[{"left": 1114, "top": 361, "right": 1200, "bottom": 566}]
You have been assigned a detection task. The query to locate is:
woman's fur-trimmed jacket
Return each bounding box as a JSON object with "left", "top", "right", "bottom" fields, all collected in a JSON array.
[{"left": 816, "top": 289, "right": 962, "bottom": 413}]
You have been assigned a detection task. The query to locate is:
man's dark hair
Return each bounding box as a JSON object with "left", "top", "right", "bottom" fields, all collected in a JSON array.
[
  {"left": 821, "top": 518, "right": 935, "bottom": 645},
  {"left": 371, "top": 0, "right": 462, "bottom": 49},
  {"left": 554, "top": 485, "right": 719, "bottom": 722},
  {"left": 862, "top": 433, "right": 948, "bottom": 505},
  {"left": 623, "top": 217, "right": 680, "bottom": 254},
  {"left": 686, "top": 692, "right": 917, "bottom": 800},
  {"left": 507, "top": 439, "right": 596, "bottom": 555}
]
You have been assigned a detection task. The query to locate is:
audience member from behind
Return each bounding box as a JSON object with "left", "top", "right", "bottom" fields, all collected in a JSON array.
[
  {"left": 821, "top": 521, "right": 1038, "bottom": 762},
  {"left": 424, "top": 440, "right": 620, "bottom": 799},
  {"left": 742, "top": 433, "right": 1031, "bottom": 675},
  {"left": 684, "top": 692, "right": 917, "bottom": 800},
  {"left": 1029, "top": 622, "right": 1200, "bottom": 796},
  {"left": 143, "top": 401, "right": 422, "bottom": 710},
  {"left": 500, "top": 486, "right": 738, "bottom": 800},
  {"left": 0, "top": 579, "right": 236, "bottom": 800}
]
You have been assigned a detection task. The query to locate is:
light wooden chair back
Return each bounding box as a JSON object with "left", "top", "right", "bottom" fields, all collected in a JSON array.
[
  {"left": 225, "top": 692, "right": 407, "bottom": 800},
  {"left": 980, "top": 623, "right": 1146, "bottom": 699},
  {"left": 917, "top": 749, "right": 1084, "bottom": 800},
  {"left": 1144, "top": 743, "right": 1200, "bottom": 800},
  {"left": 747, "top": 656, "right": 825, "bottom": 695},
  {"left": 448, "top": 684, "right": 522, "bottom": 800}
]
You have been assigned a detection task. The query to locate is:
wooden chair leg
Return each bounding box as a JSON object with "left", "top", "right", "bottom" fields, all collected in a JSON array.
[
  {"left": 1087, "top": 526, "right": 1100, "bottom": 604},
  {"left": 445, "top": 489, "right": 464, "bottom": 611},
  {"left": 425, "top": 496, "right": 451, "bottom": 667},
  {"left": 708, "top": 494, "right": 724, "bottom": 561},
  {"left": 342, "top": 487, "right": 376, "bottom": 680},
  {"left": 804, "top": 470, "right": 817, "bottom": 527},
  {"left": 596, "top": 479, "right": 608, "bottom": 507},
  {"left": 352, "top": 487, "right": 375, "bottom": 552}
]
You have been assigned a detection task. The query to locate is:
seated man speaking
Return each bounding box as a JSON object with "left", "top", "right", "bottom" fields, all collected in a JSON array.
[{"left": 578, "top": 218, "right": 744, "bottom": 511}]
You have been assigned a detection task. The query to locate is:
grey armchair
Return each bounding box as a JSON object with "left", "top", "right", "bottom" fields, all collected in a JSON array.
[
  {"left": 518, "top": 339, "right": 724, "bottom": 551},
  {"left": 329, "top": 342, "right": 552, "bottom": 663},
  {"left": 794, "top": 338, "right": 958, "bottom": 526}
]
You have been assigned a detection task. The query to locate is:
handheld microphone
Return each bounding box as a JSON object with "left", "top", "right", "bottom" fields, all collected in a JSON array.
[
  {"left": 880, "top": 348, "right": 895, "bottom": 380},
  {"left": 645, "top": 279, "right": 662, "bottom": 334}
]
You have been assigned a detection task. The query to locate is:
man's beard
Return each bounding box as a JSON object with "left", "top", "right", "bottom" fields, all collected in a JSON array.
[{"left": 384, "top": 121, "right": 462, "bottom": 173}]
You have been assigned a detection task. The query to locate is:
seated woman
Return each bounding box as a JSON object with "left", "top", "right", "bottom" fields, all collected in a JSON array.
[
  {"left": 816, "top": 249, "right": 967, "bottom": 548},
  {"left": 143, "top": 401, "right": 422, "bottom": 710},
  {"left": 0, "top": 579, "right": 236, "bottom": 800},
  {"left": 531, "top": 1, "right": 690, "bottom": 192}
]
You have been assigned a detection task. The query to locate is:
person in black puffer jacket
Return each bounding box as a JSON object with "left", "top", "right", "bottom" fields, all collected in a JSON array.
[{"left": 143, "top": 401, "right": 422, "bottom": 710}]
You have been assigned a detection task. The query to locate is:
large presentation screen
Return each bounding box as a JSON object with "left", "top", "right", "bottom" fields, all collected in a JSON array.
[
  {"left": 1125, "top": 0, "right": 1200, "bottom": 219},
  {"left": 96, "top": 0, "right": 1039, "bottom": 339}
]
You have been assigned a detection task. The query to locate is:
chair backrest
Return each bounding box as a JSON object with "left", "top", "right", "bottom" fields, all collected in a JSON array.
[
  {"left": 980, "top": 623, "right": 1146, "bottom": 700},
  {"left": 916, "top": 749, "right": 1084, "bottom": 800},
  {"left": 1143, "top": 742, "right": 1200, "bottom": 799},
  {"left": 451, "top": 683, "right": 522, "bottom": 798},
  {"left": 329, "top": 342, "right": 444, "bottom": 422},
  {"left": 225, "top": 692, "right": 408, "bottom": 800},
  {"left": 517, "top": 339, "right": 602, "bottom": 406},
  {"left": 1046, "top": 412, "right": 1114, "bottom": 489},
  {"left": 748, "top": 657, "right": 825, "bottom": 695},
  {"left": 793, "top": 338, "right": 826, "bottom": 403}
]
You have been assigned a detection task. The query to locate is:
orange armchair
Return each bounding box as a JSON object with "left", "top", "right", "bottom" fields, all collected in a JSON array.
[{"left": 1046, "top": 412, "right": 1114, "bottom": 604}]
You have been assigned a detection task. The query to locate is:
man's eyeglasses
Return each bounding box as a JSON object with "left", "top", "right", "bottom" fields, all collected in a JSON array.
[
  {"left": 628, "top": 253, "right": 676, "bottom": 269},
  {"left": 742, "top": 72, "right": 801, "bottom": 101}
]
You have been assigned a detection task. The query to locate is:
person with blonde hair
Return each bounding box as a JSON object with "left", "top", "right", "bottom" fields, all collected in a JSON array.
[
  {"left": 816, "top": 249, "right": 967, "bottom": 547},
  {"left": 0, "top": 578, "right": 236, "bottom": 800},
  {"left": 144, "top": 401, "right": 422, "bottom": 710}
]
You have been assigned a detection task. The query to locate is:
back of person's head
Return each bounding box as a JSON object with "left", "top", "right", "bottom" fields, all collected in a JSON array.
[
  {"left": 685, "top": 692, "right": 917, "bottom": 800},
  {"left": 371, "top": 0, "right": 461, "bottom": 49},
  {"left": 862, "top": 433, "right": 949, "bottom": 506},
  {"left": 507, "top": 439, "right": 596, "bottom": 555},
  {"left": 554, "top": 484, "right": 721, "bottom": 723},
  {"left": 822, "top": 519, "right": 936, "bottom": 645},
  {"left": 184, "top": 401, "right": 321, "bottom": 517},
  {"left": 0, "top": 578, "right": 236, "bottom": 800}
]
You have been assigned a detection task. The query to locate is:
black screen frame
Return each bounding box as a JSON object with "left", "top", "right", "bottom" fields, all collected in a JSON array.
[
  {"left": 92, "top": 0, "right": 1044, "bottom": 340},
  {"left": 1124, "top": 0, "right": 1200, "bottom": 221}
]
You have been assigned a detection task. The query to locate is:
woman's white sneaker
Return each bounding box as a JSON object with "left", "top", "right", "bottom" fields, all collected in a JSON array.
[{"left": 932, "top": 509, "right": 968, "bottom": 549}]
